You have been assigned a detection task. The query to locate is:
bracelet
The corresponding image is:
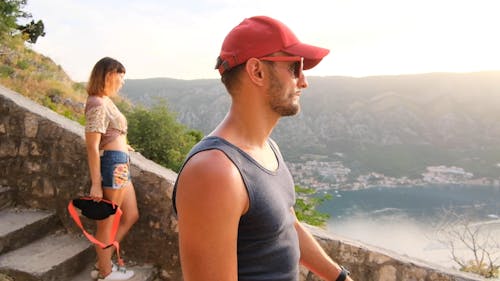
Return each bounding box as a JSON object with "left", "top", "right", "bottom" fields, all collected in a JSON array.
[{"left": 335, "top": 266, "right": 350, "bottom": 281}]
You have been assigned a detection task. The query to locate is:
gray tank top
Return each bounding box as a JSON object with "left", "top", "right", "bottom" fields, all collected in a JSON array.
[{"left": 173, "top": 136, "right": 300, "bottom": 281}]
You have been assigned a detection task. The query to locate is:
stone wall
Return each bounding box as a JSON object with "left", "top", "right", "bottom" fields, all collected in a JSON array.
[
  {"left": 301, "top": 226, "right": 484, "bottom": 281},
  {"left": 0, "top": 84, "right": 484, "bottom": 281},
  {"left": 0, "top": 85, "right": 181, "bottom": 280}
]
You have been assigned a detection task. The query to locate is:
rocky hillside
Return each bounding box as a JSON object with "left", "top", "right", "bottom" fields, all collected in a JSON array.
[
  {"left": 120, "top": 72, "right": 500, "bottom": 180},
  {"left": 0, "top": 35, "right": 87, "bottom": 123}
]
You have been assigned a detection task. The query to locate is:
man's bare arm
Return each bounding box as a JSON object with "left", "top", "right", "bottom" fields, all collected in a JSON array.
[
  {"left": 293, "top": 209, "right": 354, "bottom": 281},
  {"left": 176, "top": 150, "right": 249, "bottom": 281}
]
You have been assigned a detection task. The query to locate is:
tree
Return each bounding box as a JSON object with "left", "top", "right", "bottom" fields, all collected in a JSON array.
[
  {"left": 124, "top": 100, "right": 202, "bottom": 171},
  {"left": 436, "top": 209, "right": 500, "bottom": 278},
  {"left": 18, "top": 19, "right": 45, "bottom": 43},
  {"left": 294, "top": 185, "right": 331, "bottom": 227},
  {"left": 0, "top": 0, "right": 45, "bottom": 43},
  {"left": 0, "top": 0, "right": 26, "bottom": 34}
]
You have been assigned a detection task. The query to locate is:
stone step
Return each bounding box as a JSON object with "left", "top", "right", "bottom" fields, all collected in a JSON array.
[
  {"left": 69, "top": 263, "right": 157, "bottom": 281},
  {"left": 0, "top": 208, "right": 60, "bottom": 255},
  {"left": 0, "top": 232, "right": 94, "bottom": 281},
  {"left": 0, "top": 186, "right": 15, "bottom": 211}
]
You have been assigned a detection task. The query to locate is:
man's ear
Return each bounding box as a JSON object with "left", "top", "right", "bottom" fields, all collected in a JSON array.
[{"left": 245, "top": 58, "right": 266, "bottom": 86}]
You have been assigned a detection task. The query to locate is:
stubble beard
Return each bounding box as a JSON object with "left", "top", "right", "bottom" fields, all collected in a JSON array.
[{"left": 267, "top": 70, "right": 300, "bottom": 117}]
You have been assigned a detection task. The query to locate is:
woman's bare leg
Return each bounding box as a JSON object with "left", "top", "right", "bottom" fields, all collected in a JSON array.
[
  {"left": 95, "top": 182, "right": 138, "bottom": 276},
  {"left": 114, "top": 182, "right": 139, "bottom": 242}
]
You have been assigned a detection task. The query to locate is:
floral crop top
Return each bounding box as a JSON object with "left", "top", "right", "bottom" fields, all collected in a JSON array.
[{"left": 85, "top": 95, "right": 127, "bottom": 149}]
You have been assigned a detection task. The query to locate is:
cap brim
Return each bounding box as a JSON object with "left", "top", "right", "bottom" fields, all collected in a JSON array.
[{"left": 283, "top": 43, "right": 330, "bottom": 70}]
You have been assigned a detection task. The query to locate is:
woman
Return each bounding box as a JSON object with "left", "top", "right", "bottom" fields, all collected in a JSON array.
[{"left": 84, "top": 57, "right": 139, "bottom": 280}]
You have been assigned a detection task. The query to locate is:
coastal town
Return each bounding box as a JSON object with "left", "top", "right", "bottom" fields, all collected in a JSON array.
[{"left": 287, "top": 160, "right": 500, "bottom": 191}]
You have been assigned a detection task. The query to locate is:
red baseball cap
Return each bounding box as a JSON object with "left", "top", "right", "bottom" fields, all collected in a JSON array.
[{"left": 215, "top": 16, "right": 330, "bottom": 75}]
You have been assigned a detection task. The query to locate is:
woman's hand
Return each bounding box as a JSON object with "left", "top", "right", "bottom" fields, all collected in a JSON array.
[{"left": 89, "top": 183, "right": 103, "bottom": 201}]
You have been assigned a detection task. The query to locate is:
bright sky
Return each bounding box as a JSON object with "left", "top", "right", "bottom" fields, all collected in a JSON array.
[{"left": 26, "top": 0, "right": 500, "bottom": 82}]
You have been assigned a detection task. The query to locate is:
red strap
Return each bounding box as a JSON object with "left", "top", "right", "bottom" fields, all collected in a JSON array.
[{"left": 67, "top": 199, "right": 124, "bottom": 266}]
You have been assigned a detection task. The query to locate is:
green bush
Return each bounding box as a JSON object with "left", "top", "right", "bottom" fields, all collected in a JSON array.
[
  {"left": 125, "top": 100, "right": 203, "bottom": 171},
  {"left": 76, "top": 115, "right": 86, "bottom": 125},
  {"left": 62, "top": 109, "right": 75, "bottom": 120},
  {"left": 294, "top": 185, "right": 331, "bottom": 227},
  {"left": 16, "top": 59, "right": 29, "bottom": 70},
  {"left": 41, "top": 96, "right": 56, "bottom": 110},
  {"left": 0, "top": 65, "right": 14, "bottom": 77}
]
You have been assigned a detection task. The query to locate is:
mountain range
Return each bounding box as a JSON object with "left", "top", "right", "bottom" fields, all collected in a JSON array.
[{"left": 120, "top": 71, "right": 500, "bottom": 183}]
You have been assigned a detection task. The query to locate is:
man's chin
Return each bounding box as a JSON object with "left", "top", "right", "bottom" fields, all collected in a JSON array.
[{"left": 280, "top": 107, "right": 300, "bottom": 117}]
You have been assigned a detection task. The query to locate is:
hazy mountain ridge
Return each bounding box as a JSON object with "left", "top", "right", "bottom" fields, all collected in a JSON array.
[{"left": 121, "top": 71, "right": 500, "bottom": 184}]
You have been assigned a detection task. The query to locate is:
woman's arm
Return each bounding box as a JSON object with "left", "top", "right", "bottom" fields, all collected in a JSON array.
[{"left": 85, "top": 132, "right": 103, "bottom": 199}]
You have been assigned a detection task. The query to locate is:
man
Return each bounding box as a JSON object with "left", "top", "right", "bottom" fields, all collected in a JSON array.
[{"left": 173, "top": 16, "right": 354, "bottom": 281}]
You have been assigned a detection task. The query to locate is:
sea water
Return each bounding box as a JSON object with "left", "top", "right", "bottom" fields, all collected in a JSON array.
[{"left": 318, "top": 185, "right": 500, "bottom": 268}]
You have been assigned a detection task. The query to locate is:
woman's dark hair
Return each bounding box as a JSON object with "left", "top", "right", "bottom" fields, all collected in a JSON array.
[{"left": 86, "top": 57, "right": 126, "bottom": 96}]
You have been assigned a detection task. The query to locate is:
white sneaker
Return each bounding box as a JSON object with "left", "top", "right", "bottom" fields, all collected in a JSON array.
[
  {"left": 97, "top": 269, "right": 134, "bottom": 280},
  {"left": 90, "top": 262, "right": 119, "bottom": 279}
]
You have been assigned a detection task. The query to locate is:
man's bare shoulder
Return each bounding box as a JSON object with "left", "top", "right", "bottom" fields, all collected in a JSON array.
[
  {"left": 183, "top": 149, "right": 240, "bottom": 179},
  {"left": 176, "top": 149, "right": 247, "bottom": 215},
  {"left": 175, "top": 150, "right": 244, "bottom": 280}
]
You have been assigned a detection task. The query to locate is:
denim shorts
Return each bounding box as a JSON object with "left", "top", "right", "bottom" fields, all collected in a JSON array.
[{"left": 100, "top": 150, "right": 131, "bottom": 189}]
